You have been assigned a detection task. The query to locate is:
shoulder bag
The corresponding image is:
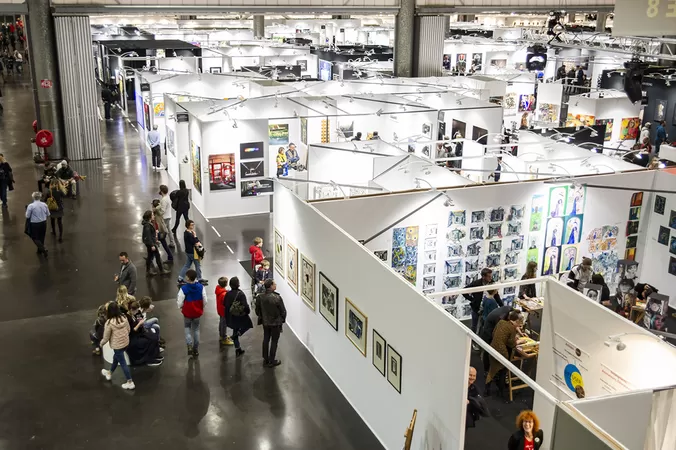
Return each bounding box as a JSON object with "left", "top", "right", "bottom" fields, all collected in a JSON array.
[{"left": 230, "top": 291, "right": 247, "bottom": 317}]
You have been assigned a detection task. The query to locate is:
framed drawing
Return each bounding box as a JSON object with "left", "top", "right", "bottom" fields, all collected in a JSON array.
[
  {"left": 387, "top": 344, "right": 402, "bottom": 393},
  {"left": 300, "top": 253, "right": 316, "bottom": 310},
  {"left": 345, "top": 298, "right": 368, "bottom": 356},
  {"left": 286, "top": 242, "right": 298, "bottom": 293},
  {"left": 274, "top": 229, "right": 285, "bottom": 278},
  {"left": 655, "top": 100, "right": 667, "bottom": 122},
  {"left": 372, "top": 330, "right": 386, "bottom": 376},
  {"left": 319, "top": 272, "right": 339, "bottom": 330}
]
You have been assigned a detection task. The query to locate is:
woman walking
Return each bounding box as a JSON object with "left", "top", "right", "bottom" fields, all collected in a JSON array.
[
  {"left": 100, "top": 302, "right": 135, "bottom": 390},
  {"left": 47, "top": 179, "right": 65, "bottom": 242},
  {"left": 152, "top": 199, "right": 173, "bottom": 263},
  {"left": 171, "top": 180, "right": 190, "bottom": 235},
  {"left": 224, "top": 277, "right": 254, "bottom": 357},
  {"left": 0, "top": 153, "right": 13, "bottom": 208},
  {"left": 141, "top": 210, "right": 166, "bottom": 277}
]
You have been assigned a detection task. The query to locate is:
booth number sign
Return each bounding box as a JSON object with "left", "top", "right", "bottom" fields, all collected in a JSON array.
[
  {"left": 614, "top": 0, "right": 676, "bottom": 36},
  {"left": 645, "top": 0, "right": 676, "bottom": 18}
]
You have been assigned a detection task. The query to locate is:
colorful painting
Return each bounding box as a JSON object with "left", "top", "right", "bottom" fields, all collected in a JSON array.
[
  {"left": 566, "top": 185, "right": 586, "bottom": 216},
  {"left": 560, "top": 244, "right": 579, "bottom": 272},
  {"left": 542, "top": 247, "right": 560, "bottom": 276},
  {"left": 518, "top": 94, "right": 536, "bottom": 112},
  {"left": 594, "top": 118, "right": 614, "bottom": 141},
  {"left": 530, "top": 194, "right": 546, "bottom": 232},
  {"left": 631, "top": 192, "right": 644, "bottom": 207},
  {"left": 300, "top": 253, "right": 316, "bottom": 310},
  {"left": 670, "top": 211, "right": 676, "bottom": 230},
  {"left": 619, "top": 117, "right": 640, "bottom": 141},
  {"left": 538, "top": 103, "right": 559, "bottom": 123},
  {"left": 190, "top": 140, "right": 202, "bottom": 194},
  {"left": 565, "top": 113, "right": 595, "bottom": 127},
  {"left": 208, "top": 154, "right": 236, "bottom": 191},
  {"left": 548, "top": 186, "right": 567, "bottom": 218},
  {"left": 504, "top": 92, "right": 517, "bottom": 110},
  {"left": 269, "top": 123, "right": 290, "bottom": 145},
  {"left": 392, "top": 226, "right": 419, "bottom": 286},
  {"left": 545, "top": 217, "right": 564, "bottom": 248},
  {"left": 153, "top": 101, "right": 165, "bottom": 117},
  {"left": 564, "top": 216, "right": 583, "bottom": 245}
]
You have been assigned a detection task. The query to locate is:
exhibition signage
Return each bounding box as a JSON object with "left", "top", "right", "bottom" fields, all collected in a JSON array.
[{"left": 613, "top": 0, "right": 676, "bottom": 37}]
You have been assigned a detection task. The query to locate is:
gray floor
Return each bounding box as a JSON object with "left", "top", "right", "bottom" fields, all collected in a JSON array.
[{"left": 0, "top": 80, "right": 383, "bottom": 450}]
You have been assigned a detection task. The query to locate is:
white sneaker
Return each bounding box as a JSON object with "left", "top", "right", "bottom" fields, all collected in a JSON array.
[
  {"left": 159, "top": 347, "right": 165, "bottom": 353},
  {"left": 121, "top": 381, "right": 136, "bottom": 390},
  {"left": 101, "top": 369, "right": 112, "bottom": 381}
]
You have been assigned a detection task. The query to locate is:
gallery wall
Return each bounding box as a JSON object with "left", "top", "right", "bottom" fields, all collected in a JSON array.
[
  {"left": 274, "top": 186, "right": 471, "bottom": 450},
  {"left": 267, "top": 118, "right": 301, "bottom": 178},
  {"left": 163, "top": 96, "right": 180, "bottom": 183},
  {"left": 566, "top": 93, "right": 641, "bottom": 147},
  {"left": 307, "top": 146, "right": 378, "bottom": 186}
]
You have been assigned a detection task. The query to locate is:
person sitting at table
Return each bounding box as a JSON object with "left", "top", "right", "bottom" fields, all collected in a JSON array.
[
  {"left": 485, "top": 310, "right": 526, "bottom": 401},
  {"left": 518, "top": 261, "right": 537, "bottom": 300}
]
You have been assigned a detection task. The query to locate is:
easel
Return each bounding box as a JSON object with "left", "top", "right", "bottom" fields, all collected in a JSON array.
[{"left": 403, "top": 409, "right": 417, "bottom": 450}]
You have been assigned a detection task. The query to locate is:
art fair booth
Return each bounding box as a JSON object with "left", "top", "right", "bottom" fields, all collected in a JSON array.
[{"left": 270, "top": 167, "right": 676, "bottom": 450}]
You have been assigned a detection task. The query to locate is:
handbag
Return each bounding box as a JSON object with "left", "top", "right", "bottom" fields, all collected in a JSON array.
[
  {"left": 230, "top": 291, "right": 247, "bottom": 317},
  {"left": 24, "top": 217, "right": 31, "bottom": 237},
  {"left": 46, "top": 195, "right": 58, "bottom": 211},
  {"left": 194, "top": 243, "right": 206, "bottom": 260}
]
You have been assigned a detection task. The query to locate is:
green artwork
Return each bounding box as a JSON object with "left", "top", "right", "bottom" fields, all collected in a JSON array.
[
  {"left": 529, "top": 194, "right": 545, "bottom": 232},
  {"left": 548, "top": 186, "right": 568, "bottom": 218},
  {"left": 527, "top": 247, "right": 539, "bottom": 265}
]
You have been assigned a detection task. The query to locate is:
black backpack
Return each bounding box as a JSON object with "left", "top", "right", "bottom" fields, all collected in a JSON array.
[{"left": 170, "top": 190, "right": 178, "bottom": 210}]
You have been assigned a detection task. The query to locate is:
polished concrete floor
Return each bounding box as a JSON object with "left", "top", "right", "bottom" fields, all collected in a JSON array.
[{"left": 0, "top": 81, "right": 383, "bottom": 450}]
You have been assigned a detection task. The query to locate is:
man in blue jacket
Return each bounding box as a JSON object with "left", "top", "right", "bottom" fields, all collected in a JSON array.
[{"left": 655, "top": 120, "right": 668, "bottom": 155}]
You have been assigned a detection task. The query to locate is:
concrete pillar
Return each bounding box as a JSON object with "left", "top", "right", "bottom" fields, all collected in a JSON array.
[
  {"left": 595, "top": 13, "right": 607, "bottom": 32},
  {"left": 394, "top": 0, "right": 415, "bottom": 77},
  {"left": 253, "top": 15, "right": 265, "bottom": 39},
  {"left": 25, "top": 0, "right": 65, "bottom": 160}
]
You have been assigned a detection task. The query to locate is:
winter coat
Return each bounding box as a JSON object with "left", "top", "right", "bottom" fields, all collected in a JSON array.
[
  {"left": 224, "top": 289, "right": 254, "bottom": 331},
  {"left": 215, "top": 285, "right": 227, "bottom": 317},
  {"left": 249, "top": 245, "right": 264, "bottom": 270},
  {"left": 141, "top": 219, "right": 158, "bottom": 247},
  {"left": 255, "top": 290, "right": 287, "bottom": 327},
  {"left": 507, "top": 429, "right": 544, "bottom": 450},
  {"left": 100, "top": 317, "right": 130, "bottom": 350}
]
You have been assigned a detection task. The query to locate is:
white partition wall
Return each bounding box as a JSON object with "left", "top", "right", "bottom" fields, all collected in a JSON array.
[{"left": 273, "top": 186, "right": 472, "bottom": 450}]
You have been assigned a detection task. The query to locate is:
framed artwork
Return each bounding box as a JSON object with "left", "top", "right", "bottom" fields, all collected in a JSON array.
[
  {"left": 655, "top": 100, "right": 667, "bottom": 121},
  {"left": 300, "top": 117, "right": 308, "bottom": 145},
  {"left": 631, "top": 192, "right": 643, "bottom": 207},
  {"left": 670, "top": 210, "right": 676, "bottom": 230},
  {"left": 560, "top": 244, "right": 579, "bottom": 272},
  {"left": 422, "top": 123, "right": 432, "bottom": 139},
  {"left": 545, "top": 217, "right": 564, "bottom": 247},
  {"left": 451, "top": 119, "right": 466, "bottom": 139},
  {"left": 594, "top": 118, "right": 614, "bottom": 141},
  {"left": 274, "top": 229, "right": 285, "bottom": 277},
  {"left": 268, "top": 124, "right": 289, "bottom": 145},
  {"left": 166, "top": 128, "right": 176, "bottom": 156},
  {"left": 239, "top": 141, "right": 264, "bottom": 160},
  {"left": 548, "top": 186, "right": 567, "bottom": 218},
  {"left": 564, "top": 215, "right": 582, "bottom": 244},
  {"left": 387, "top": 344, "right": 402, "bottom": 394},
  {"left": 300, "top": 253, "right": 316, "bottom": 310},
  {"left": 566, "top": 185, "right": 586, "bottom": 216},
  {"left": 190, "top": 141, "right": 202, "bottom": 194},
  {"left": 297, "top": 59, "right": 307, "bottom": 71},
  {"left": 565, "top": 113, "right": 595, "bottom": 127},
  {"left": 542, "top": 246, "right": 560, "bottom": 276},
  {"left": 626, "top": 236, "right": 638, "bottom": 249},
  {"left": 658, "top": 226, "right": 670, "bottom": 245},
  {"left": 671, "top": 237, "right": 676, "bottom": 256},
  {"left": 208, "top": 154, "right": 236, "bottom": 191},
  {"left": 619, "top": 117, "right": 640, "bottom": 141},
  {"left": 472, "top": 126, "right": 488, "bottom": 143},
  {"left": 374, "top": 250, "right": 388, "bottom": 262},
  {"left": 209, "top": 67, "right": 222, "bottom": 74},
  {"left": 372, "top": 330, "right": 386, "bottom": 376},
  {"left": 626, "top": 221, "right": 640, "bottom": 236},
  {"left": 582, "top": 283, "right": 602, "bottom": 303},
  {"left": 518, "top": 94, "right": 536, "bottom": 112},
  {"left": 629, "top": 207, "right": 641, "bottom": 221},
  {"left": 286, "top": 243, "right": 299, "bottom": 293},
  {"left": 669, "top": 257, "right": 676, "bottom": 276},
  {"left": 241, "top": 180, "right": 273, "bottom": 197},
  {"left": 345, "top": 298, "right": 368, "bottom": 356},
  {"left": 655, "top": 195, "right": 666, "bottom": 215},
  {"left": 319, "top": 272, "right": 339, "bottom": 330},
  {"left": 241, "top": 161, "right": 264, "bottom": 179}
]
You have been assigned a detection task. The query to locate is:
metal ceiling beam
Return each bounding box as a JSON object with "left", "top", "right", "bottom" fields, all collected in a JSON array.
[
  {"left": 417, "top": 5, "right": 614, "bottom": 15},
  {"left": 52, "top": 5, "right": 399, "bottom": 16}
]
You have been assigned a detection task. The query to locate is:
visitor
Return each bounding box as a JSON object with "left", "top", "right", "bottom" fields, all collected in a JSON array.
[
  {"left": 25, "top": 191, "right": 50, "bottom": 257},
  {"left": 276, "top": 147, "right": 287, "bottom": 177},
  {"left": 46, "top": 179, "right": 65, "bottom": 242},
  {"left": 488, "top": 157, "right": 502, "bottom": 182},
  {"left": 518, "top": 261, "right": 538, "bottom": 300},
  {"left": 224, "top": 277, "right": 254, "bottom": 358},
  {"left": 564, "top": 257, "right": 592, "bottom": 291},
  {"left": 116, "top": 285, "right": 134, "bottom": 312},
  {"left": 114, "top": 252, "right": 137, "bottom": 295},
  {"left": 478, "top": 290, "right": 500, "bottom": 336},
  {"left": 126, "top": 299, "right": 163, "bottom": 367},
  {"left": 158, "top": 185, "right": 176, "bottom": 247},
  {"left": 370, "top": 131, "right": 380, "bottom": 140},
  {"left": 647, "top": 156, "right": 661, "bottom": 169},
  {"left": 0, "top": 153, "right": 13, "bottom": 208},
  {"left": 485, "top": 310, "right": 525, "bottom": 400},
  {"left": 508, "top": 410, "right": 544, "bottom": 450},
  {"left": 466, "top": 366, "right": 488, "bottom": 428},
  {"left": 56, "top": 160, "right": 77, "bottom": 199},
  {"left": 575, "top": 65, "right": 584, "bottom": 86},
  {"left": 655, "top": 120, "right": 668, "bottom": 155},
  {"left": 100, "top": 302, "right": 135, "bottom": 390},
  {"left": 285, "top": 143, "right": 299, "bottom": 166},
  {"left": 463, "top": 268, "right": 501, "bottom": 334},
  {"left": 170, "top": 180, "right": 190, "bottom": 235},
  {"left": 151, "top": 199, "right": 173, "bottom": 263},
  {"left": 556, "top": 65, "right": 567, "bottom": 81},
  {"left": 480, "top": 305, "right": 511, "bottom": 373},
  {"left": 12, "top": 49, "right": 21, "bottom": 74},
  {"left": 148, "top": 125, "right": 162, "bottom": 170},
  {"left": 255, "top": 279, "right": 287, "bottom": 367},
  {"left": 177, "top": 269, "right": 207, "bottom": 358},
  {"left": 249, "top": 237, "right": 265, "bottom": 274},
  {"left": 37, "top": 162, "right": 56, "bottom": 193},
  {"left": 138, "top": 296, "right": 160, "bottom": 335},
  {"left": 90, "top": 303, "right": 107, "bottom": 355},
  {"left": 566, "top": 66, "right": 576, "bottom": 85},
  {"left": 592, "top": 274, "right": 612, "bottom": 309},
  {"left": 639, "top": 122, "right": 651, "bottom": 145},
  {"left": 351, "top": 131, "right": 362, "bottom": 141},
  {"left": 141, "top": 210, "right": 166, "bottom": 276},
  {"left": 255, "top": 260, "right": 272, "bottom": 294},
  {"left": 101, "top": 83, "right": 113, "bottom": 121},
  {"left": 177, "top": 219, "right": 207, "bottom": 285},
  {"left": 216, "top": 276, "right": 234, "bottom": 347}
]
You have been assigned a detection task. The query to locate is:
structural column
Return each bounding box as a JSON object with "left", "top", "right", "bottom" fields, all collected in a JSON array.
[
  {"left": 595, "top": 13, "right": 607, "bottom": 32},
  {"left": 253, "top": 15, "right": 265, "bottom": 39},
  {"left": 413, "top": 16, "right": 445, "bottom": 77},
  {"left": 26, "top": 0, "right": 65, "bottom": 160},
  {"left": 394, "top": 0, "right": 415, "bottom": 77}
]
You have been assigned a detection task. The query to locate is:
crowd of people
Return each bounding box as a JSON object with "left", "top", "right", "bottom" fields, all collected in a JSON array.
[{"left": 84, "top": 178, "right": 289, "bottom": 390}]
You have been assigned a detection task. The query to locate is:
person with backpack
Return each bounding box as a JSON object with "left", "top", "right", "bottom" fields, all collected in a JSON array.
[
  {"left": 170, "top": 180, "right": 190, "bottom": 235},
  {"left": 177, "top": 269, "right": 207, "bottom": 358},
  {"left": 224, "top": 277, "right": 253, "bottom": 358},
  {"left": 46, "top": 179, "right": 65, "bottom": 242},
  {"left": 177, "top": 219, "right": 208, "bottom": 285}
]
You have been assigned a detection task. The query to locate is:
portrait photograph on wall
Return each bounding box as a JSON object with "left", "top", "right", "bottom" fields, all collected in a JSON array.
[
  {"left": 300, "top": 253, "right": 316, "bottom": 310},
  {"left": 208, "top": 154, "right": 236, "bottom": 191},
  {"left": 239, "top": 141, "right": 264, "bottom": 160},
  {"left": 274, "top": 229, "right": 284, "bottom": 276}
]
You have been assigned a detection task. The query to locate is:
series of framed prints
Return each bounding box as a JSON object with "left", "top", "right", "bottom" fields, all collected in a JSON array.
[{"left": 274, "top": 227, "right": 402, "bottom": 393}]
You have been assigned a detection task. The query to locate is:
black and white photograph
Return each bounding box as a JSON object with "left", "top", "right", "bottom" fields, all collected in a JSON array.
[
  {"left": 511, "top": 236, "right": 524, "bottom": 251},
  {"left": 447, "top": 244, "right": 463, "bottom": 257},
  {"left": 240, "top": 161, "right": 264, "bottom": 179},
  {"left": 471, "top": 210, "right": 486, "bottom": 223},
  {"left": 387, "top": 344, "right": 402, "bottom": 393},
  {"left": 469, "top": 226, "right": 485, "bottom": 240},
  {"left": 240, "top": 179, "right": 274, "bottom": 197},
  {"left": 486, "top": 254, "right": 501, "bottom": 268},
  {"left": 488, "top": 240, "right": 502, "bottom": 253},
  {"left": 424, "top": 250, "right": 437, "bottom": 261},
  {"left": 582, "top": 283, "right": 602, "bottom": 303},
  {"left": 466, "top": 242, "right": 481, "bottom": 256},
  {"left": 465, "top": 258, "right": 479, "bottom": 272},
  {"left": 426, "top": 224, "right": 438, "bottom": 237},
  {"left": 372, "top": 330, "right": 386, "bottom": 376},
  {"left": 505, "top": 252, "right": 519, "bottom": 265},
  {"left": 503, "top": 268, "right": 518, "bottom": 280},
  {"left": 445, "top": 276, "right": 462, "bottom": 289},
  {"left": 658, "top": 226, "right": 670, "bottom": 246},
  {"left": 422, "top": 123, "right": 432, "bottom": 139},
  {"left": 492, "top": 270, "right": 501, "bottom": 283},
  {"left": 507, "top": 222, "right": 522, "bottom": 236},
  {"left": 488, "top": 223, "right": 503, "bottom": 239},
  {"left": 508, "top": 205, "right": 525, "bottom": 221},
  {"left": 374, "top": 250, "right": 388, "bottom": 261},
  {"left": 445, "top": 259, "right": 462, "bottom": 275},
  {"left": 503, "top": 286, "right": 516, "bottom": 295},
  {"left": 425, "top": 238, "right": 437, "bottom": 250},
  {"left": 465, "top": 272, "right": 480, "bottom": 285},
  {"left": 644, "top": 293, "right": 670, "bottom": 331},
  {"left": 448, "top": 228, "right": 467, "bottom": 241},
  {"left": 319, "top": 272, "right": 339, "bottom": 330},
  {"left": 423, "top": 276, "right": 436, "bottom": 290},
  {"left": 346, "top": 298, "right": 368, "bottom": 356}
]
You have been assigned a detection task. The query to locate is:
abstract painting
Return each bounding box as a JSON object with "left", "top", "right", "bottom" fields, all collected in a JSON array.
[
  {"left": 319, "top": 272, "right": 339, "bottom": 330},
  {"left": 286, "top": 242, "right": 298, "bottom": 293},
  {"left": 300, "top": 253, "right": 316, "bottom": 310},
  {"left": 565, "top": 113, "right": 595, "bottom": 127},
  {"left": 268, "top": 123, "right": 289, "bottom": 145},
  {"left": 345, "top": 298, "right": 368, "bottom": 356},
  {"left": 392, "top": 226, "right": 419, "bottom": 286}
]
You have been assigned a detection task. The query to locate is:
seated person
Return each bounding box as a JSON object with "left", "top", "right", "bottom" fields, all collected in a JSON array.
[
  {"left": 126, "top": 300, "right": 163, "bottom": 366},
  {"left": 254, "top": 260, "right": 272, "bottom": 293},
  {"left": 351, "top": 132, "right": 362, "bottom": 141},
  {"left": 138, "top": 296, "right": 160, "bottom": 335},
  {"left": 38, "top": 162, "right": 57, "bottom": 193},
  {"left": 56, "top": 160, "right": 77, "bottom": 198},
  {"left": 285, "top": 143, "right": 300, "bottom": 165},
  {"left": 89, "top": 303, "right": 108, "bottom": 355}
]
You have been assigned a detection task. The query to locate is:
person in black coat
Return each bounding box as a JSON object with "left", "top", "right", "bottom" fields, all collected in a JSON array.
[
  {"left": 463, "top": 268, "right": 502, "bottom": 334},
  {"left": 508, "top": 410, "right": 544, "bottom": 450},
  {"left": 255, "top": 279, "right": 287, "bottom": 367},
  {"left": 224, "top": 277, "right": 254, "bottom": 357},
  {"left": 466, "top": 366, "right": 488, "bottom": 428},
  {"left": 171, "top": 179, "right": 191, "bottom": 234},
  {"left": 141, "top": 210, "right": 164, "bottom": 276}
]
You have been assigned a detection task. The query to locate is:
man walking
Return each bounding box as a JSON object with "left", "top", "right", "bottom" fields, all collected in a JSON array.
[
  {"left": 101, "top": 84, "right": 113, "bottom": 121},
  {"left": 177, "top": 269, "right": 207, "bottom": 358},
  {"left": 655, "top": 120, "right": 668, "bottom": 155},
  {"left": 114, "top": 252, "right": 137, "bottom": 295},
  {"left": 158, "top": 185, "right": 175, "bottom": 247},
  {"left": 25, "top": 191, "right": 50, "bottom": 257},
  {"left": 255, "top": 279, "right": 287, "bottom": 367},
  {"left": 148, "top": 125, "right": 162, "bottom": 170}
]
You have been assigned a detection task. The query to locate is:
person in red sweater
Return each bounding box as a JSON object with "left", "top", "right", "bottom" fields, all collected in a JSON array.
[
  {"left": 216, "top": 276, "right": 233, "bottom": 347},
  {"left": 249, "top": 237, "right": 264, "bottom": 272}
]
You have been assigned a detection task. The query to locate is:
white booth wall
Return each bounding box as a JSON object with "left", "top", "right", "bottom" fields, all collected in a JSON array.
[
  {"left": 274, "top": 186, "right": 471, "bottom": 450},
  {"left": 163, "top": 96, "right": 191, "bottom": 186},
  {"left": 157, "top": 57, "right": 198, "bottom": 73},
  {"left": 187, "top": 114, "right": 270, "bottom": 218}
]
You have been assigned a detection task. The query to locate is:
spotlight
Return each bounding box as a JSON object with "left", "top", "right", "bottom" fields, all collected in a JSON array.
[
  {"left": 232, "top": 120, "right": 238, "bottom": 129},
  {"left": 376, "top": 109, "right": 383, "bottom": 116},
  {"left": 636, "top": 153, "right": 643, "bottom": 159},
  {"left": 443, "top": 196, "right": 454, "bottom": 207},
  {"left": 659, "top": 162, "right": 666, "bottom": 169},
  {"left": 414, "top": 179, "right": 421, "bottom": 188}
]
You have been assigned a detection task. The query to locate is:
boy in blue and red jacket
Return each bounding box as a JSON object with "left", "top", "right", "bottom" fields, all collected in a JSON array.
[{"left": 177, "top": 269, "right": 207, "bottom": 358}]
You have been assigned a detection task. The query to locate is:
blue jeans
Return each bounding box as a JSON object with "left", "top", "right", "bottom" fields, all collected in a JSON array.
[
  {"left": 111, "top": 348, "right": 132, "bottom": 380},
  {"left": 184, "top": 317, "right": 200, "bottom": 350},
  {"left": 178, "top": 252, "right": 202, "bottom": 280},
  {"left": 143, "top": 317, "right": 160, "bottom": 334}
]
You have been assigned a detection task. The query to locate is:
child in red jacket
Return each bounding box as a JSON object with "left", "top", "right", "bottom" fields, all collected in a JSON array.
[
  {"left": 249, "top": 237, "right": 264, "bottom": 272},
  {"left": 216, "top": 277, "right": 233, "bottom": 347}
]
